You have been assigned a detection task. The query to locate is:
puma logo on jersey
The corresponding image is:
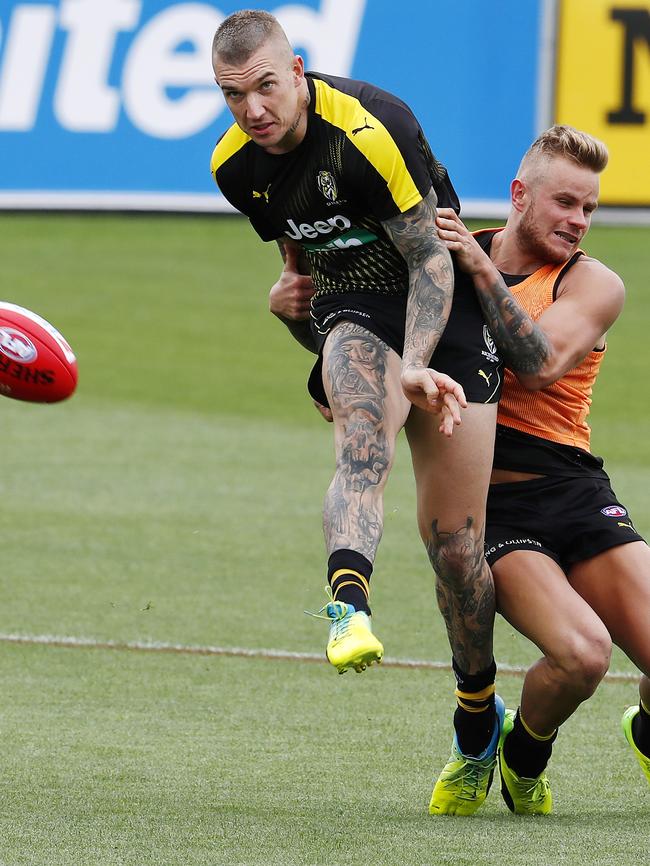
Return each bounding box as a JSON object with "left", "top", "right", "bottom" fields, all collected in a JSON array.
[
  {"left": 352, "top": 117, "right": 375, "bottom": 135},
  {"left": 617, "top": 521, "right": 635, "bottom": 530},
  {"left": 252, "top": 184, "right": 271, "bottom": 203},
  {"left": 478, "top": 369, "right": 493, "bottom": 386}
]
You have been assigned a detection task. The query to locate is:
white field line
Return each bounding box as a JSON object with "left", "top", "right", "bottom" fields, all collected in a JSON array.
[{"left": 0, "top": 632, "right": 640, "bottom": 682}]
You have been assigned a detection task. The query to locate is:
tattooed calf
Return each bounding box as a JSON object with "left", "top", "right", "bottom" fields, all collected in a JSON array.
[{"left": 426, "top": 516, "right": 495, "bottom": 671}]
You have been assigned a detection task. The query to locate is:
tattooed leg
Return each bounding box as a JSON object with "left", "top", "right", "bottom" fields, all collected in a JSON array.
[
  {"left": 426, "top": 517, "right": 495, "bottom": 673},
  {"left": 322, "top": 321, "right": 410, "bottom": 561},
  {"left": 405, "top": 402, "right": 498, "bottom": 673}
]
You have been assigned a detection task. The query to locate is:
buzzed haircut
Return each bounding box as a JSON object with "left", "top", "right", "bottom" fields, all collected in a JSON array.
[
  {"left": 518, "top": 125, "right": 609, "bottom": 178},
  {"left": 212, "top": 9, "right": 292, "bottom": 66}
]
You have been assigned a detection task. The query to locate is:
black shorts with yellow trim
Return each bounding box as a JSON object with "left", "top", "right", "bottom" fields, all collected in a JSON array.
[
  {"left": 307, "top": 275, "right": 503, "bottom": 407},
  {"left": 484, "top": 474, "right": 646, "bottom": 571}
]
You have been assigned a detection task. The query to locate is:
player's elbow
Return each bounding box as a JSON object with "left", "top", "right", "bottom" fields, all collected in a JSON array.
[
  {"left": 406, "top": 239, "right": 454, "bottom": 293},
  {"left": 516, "top": 373, "right": 551, "bottom": 391},
  {"left": 514, "top": 364, "right": 561, "bottom": 391}
]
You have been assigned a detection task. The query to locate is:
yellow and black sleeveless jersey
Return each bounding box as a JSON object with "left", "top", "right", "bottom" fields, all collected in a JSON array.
[{"left": 210, "top": 72, "right": 459, "bottom": 297}]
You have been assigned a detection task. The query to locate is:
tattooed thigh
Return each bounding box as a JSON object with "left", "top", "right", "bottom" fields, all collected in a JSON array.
[
  {"left": 324, "top": 324, "right": 396, "bottom": 483},
  {"left": 324, "top": 322, "right": 391, "bottom": 412}
]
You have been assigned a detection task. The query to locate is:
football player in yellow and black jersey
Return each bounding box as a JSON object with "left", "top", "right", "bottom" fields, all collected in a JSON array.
[{"left": 210, "top": 10, "right": 504, "bottom": 813}]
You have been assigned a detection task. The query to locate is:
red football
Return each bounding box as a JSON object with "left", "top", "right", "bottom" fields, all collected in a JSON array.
[{"left": 0, "top": 302, "right": 78, "bottom": 403}]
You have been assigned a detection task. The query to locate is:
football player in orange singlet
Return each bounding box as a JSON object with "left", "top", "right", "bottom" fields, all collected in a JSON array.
[{"left": 436, "top": 125, "right": 650, "bottom": 814}]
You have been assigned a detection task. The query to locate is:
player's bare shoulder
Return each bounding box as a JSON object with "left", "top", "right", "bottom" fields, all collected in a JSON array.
[{"left": 556, "top": 253, "right": 625, "bottom": 311}]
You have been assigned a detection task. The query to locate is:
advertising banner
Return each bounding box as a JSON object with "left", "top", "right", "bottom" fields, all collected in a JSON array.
[
  {"left": 555, "top": 0, "right": 650, "bottom": 206},
  {"left": 0, "top": 0, "right": 545, "bottom": 212}
]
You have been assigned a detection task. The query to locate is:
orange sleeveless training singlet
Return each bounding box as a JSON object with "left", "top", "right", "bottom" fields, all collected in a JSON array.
[{"left": 483, "top": 232, "right": 605, "bottom": 453}]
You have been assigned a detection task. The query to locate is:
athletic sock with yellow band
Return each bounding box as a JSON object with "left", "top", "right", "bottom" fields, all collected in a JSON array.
[
  {"left": 503, "top": 708, "right": 557, "bottom": 779},
  {"left": 327, "top": 549, "right": 373, "bottom": 615},
  {"left": 452, "top": 657, "right": 497, "bottom": 757},
  {"left": 632, "top": 698, "right": 650, "bottom": 757}
]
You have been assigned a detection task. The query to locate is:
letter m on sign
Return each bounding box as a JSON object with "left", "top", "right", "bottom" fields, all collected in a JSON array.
[{"left": 607, "top": 8, "right": 650, "bottom": 124}]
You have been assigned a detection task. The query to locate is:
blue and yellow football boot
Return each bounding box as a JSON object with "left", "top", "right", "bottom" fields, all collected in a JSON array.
[
  {"left": 307, "top": 592, "right": 383, "bottom": 674},
  {"left": 324, "top": 600, "right": 384, "bottom": 674},
  {"left": 429, "top": 695, "right": 505, "bottom": 816}
]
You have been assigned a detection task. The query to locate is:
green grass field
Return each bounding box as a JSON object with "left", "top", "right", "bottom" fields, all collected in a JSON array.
[{"left": 0, "top": 214, "right": 648, "bottom": 865}]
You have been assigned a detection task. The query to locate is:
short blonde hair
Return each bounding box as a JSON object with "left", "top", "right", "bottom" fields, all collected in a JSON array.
[
  {"left": 518, "top": 125, "right": 609, "bottom": 178},
  {"left": 212, "top": 10, "right": 292, "bottom": 66}
]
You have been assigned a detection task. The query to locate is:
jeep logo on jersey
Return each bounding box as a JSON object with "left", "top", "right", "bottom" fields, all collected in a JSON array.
[
  {"left": 601, "top": 505, "right": 627, "bottom": 518},
  {"left": 0, "top": 328, "right": 37, "bottom": 363},
  {"left": 483, "top": 325, "right": 497, "bottom": 355},
  {"left": 285, "top": 215, "right": 352, "bottom": 241},
  {"left": 317, "top": 171, "right": 338, "bottom": 202}
]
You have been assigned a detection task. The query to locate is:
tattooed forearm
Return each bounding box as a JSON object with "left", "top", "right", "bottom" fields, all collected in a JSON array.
[
  {"left": 475, "top": 277, "right": 550, "bottom": 375},
  {"left": 382, "top": 189, "right": 454, "bottom": 368},
  {"left": 426, "top": 516, "right": 495, "bottom": 672}
]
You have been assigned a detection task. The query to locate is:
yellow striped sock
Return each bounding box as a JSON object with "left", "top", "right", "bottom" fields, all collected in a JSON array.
[
  {"left": 454, "top": 683, "right": 495, "bottom": 713},
  {"left": 520, "top": 711, "right": 556, "bottom": 742},
  {"left": 331, "top": 569, "right": 369, "bottom": 601}
]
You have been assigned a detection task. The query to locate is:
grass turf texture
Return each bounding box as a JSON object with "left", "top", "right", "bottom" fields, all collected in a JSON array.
[{"left": 0, "top": 214, "right": 648, "bottom": 864}]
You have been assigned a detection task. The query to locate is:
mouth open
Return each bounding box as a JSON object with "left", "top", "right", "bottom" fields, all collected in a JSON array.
[
  {"left": 555, "top": 230, "right": 579, "bottom": 244},
  {"left": 250, "top": 122, "right": 274, "bottom": 135}
]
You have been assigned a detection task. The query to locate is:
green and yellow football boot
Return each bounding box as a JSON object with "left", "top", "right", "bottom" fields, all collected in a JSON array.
[
  {"left": 621, "top": 705, "right": 650, "bottom": 786},
  {"left": 498, "top": 709, "right": 553, "bottom": 815}
]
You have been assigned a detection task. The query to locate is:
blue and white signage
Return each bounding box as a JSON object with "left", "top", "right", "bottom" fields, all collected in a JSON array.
[{"left": 0, "top": 0, "right": 547, "bottom": 212}]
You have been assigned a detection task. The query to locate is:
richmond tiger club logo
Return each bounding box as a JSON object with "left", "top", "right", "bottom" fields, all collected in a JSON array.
[
  {"left": 481, "top": 325, "right": 499, "bottom": 363},
  {"left": 0, "top": 327, "right": 37, "bottom": 363},
  {"left": 317, "top": 170, "right": 338, "bottom": 203},
  {"left": 483, "top": 325, "right": 497, "bottom": 354}
]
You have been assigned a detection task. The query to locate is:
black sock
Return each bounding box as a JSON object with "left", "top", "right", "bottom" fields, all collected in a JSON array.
[
  {"left": 632, "top": 701, "right": 650, "bottom": 757},
  {"left": 503, "top": 709, "right": 556, "bottom": 778},
  {"left": 327, "top": 550, "right": 373, "bottom": 615},
  {"left": 452, "top": 658, "right": 497, "bottom": 757}
]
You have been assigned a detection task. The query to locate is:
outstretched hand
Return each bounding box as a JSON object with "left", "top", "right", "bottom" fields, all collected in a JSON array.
[
  {"left": 269, "top": 243, "right": 315, "bottom": 321},
  {"left": 401, "top": 366, "right": 467, "bottom": 436}
]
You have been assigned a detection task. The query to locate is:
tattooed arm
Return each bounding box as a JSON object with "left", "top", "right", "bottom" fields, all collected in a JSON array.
[
  {"left": 382, "top": 188, "right": 466, "bottom": 432},
  {"left": 383, "top": 189, "right": 454, "bottom": 369},
  {"left": 436, "top": 208, "right": 624, "bottom": 389},
  {"left": 269, "top": 240, "right": 318, "bottom": 354}
]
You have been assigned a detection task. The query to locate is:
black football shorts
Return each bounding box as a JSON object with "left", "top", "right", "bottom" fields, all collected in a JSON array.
[
  {"left": 484, "top": 474, "right": 646, "bottom": 570},
  {"left": 307, "top": 268, "right": 503, "bottom": 406}
]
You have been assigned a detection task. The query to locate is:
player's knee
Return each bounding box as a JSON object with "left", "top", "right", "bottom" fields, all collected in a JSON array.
[
  {"left": 332, "top": 419, "right": 395, "bottom": 492},
  {"left": 426, "top": 521, "right": 484, "bottom": 582},
  {"left": 551, "top": 627, "right": 611, "bottom": 695}
]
